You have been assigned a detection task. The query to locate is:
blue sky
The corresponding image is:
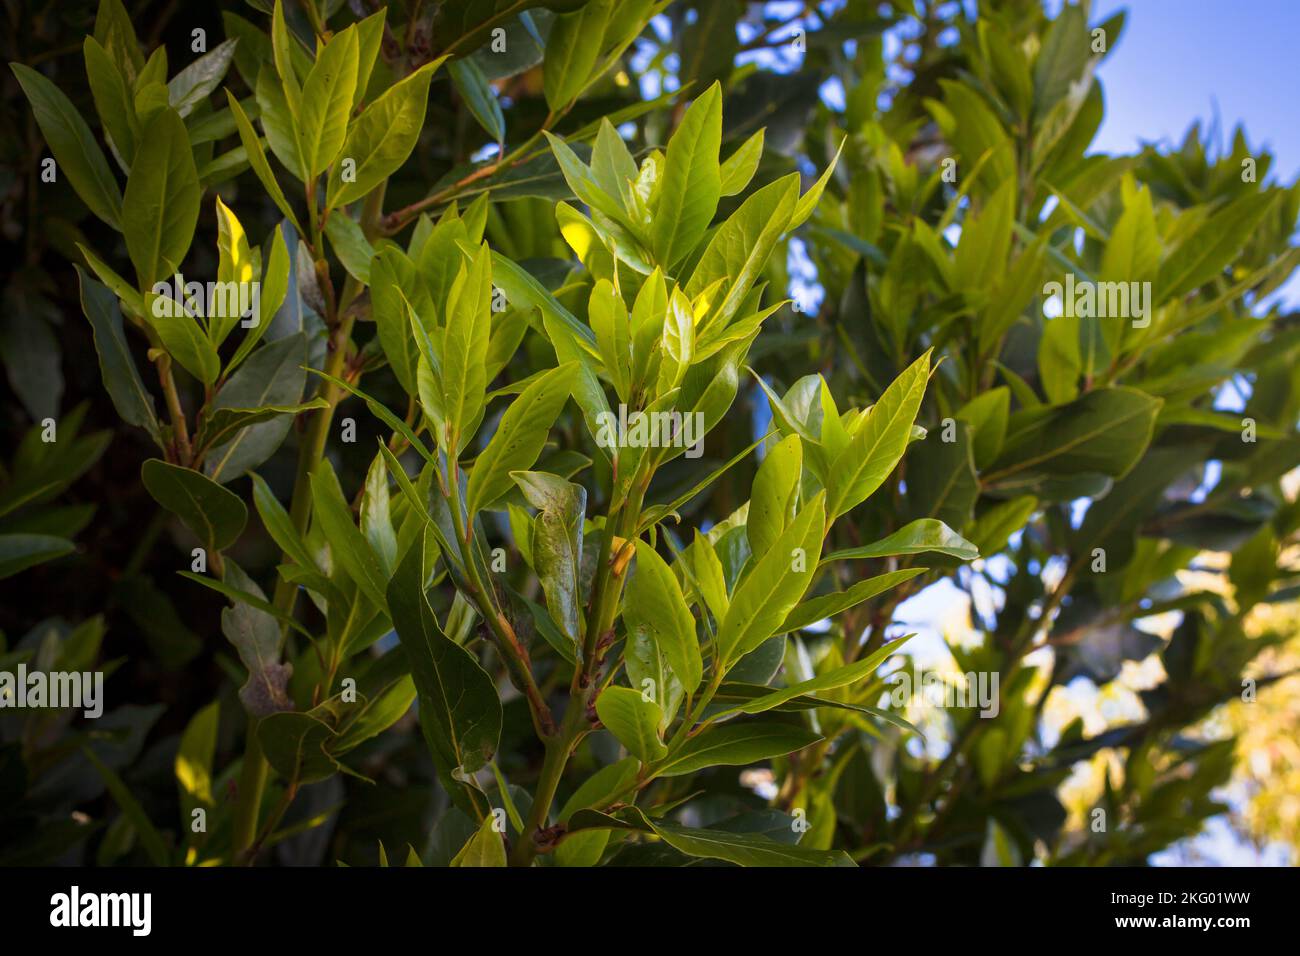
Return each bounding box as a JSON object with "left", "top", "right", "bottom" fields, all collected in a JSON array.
[
  {"left": 1089, "top": 0, "right": 1300, "bottom": 304},
  {"left": 1090, "top": 0, "right": 1299, "bottom": 182}
]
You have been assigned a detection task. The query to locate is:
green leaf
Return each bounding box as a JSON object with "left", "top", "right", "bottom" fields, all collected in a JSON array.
[
  {"left": 467, "top": 362, "right": 575, "bottom": 514},
  {"left": 558, "top": 756, "right": 640, "bottom": 822},
  {"left": 204, "top": 333, "right": 309, "bottom": 483},
  {"left": 652, "top": 82, "right": 722, "bottom": 267},
  {"left": 905, "top": 420, "right": 979, "bottom": 531},
  {"left": 1157, "top": 192, "right": 1278, "bottom": 303},
  {"left": 175, "top": 699, "right": 219, "bottom": 813},
  {"left": 588, "top": 278, "right": 632, "bottom": 400},
  {"left": 543, "top": 0, "right": 613, "bottom": 109},
  {"left": 93, "top": 0, "right": 144, "bottom": 82},
  {"left": 789, "top": 137, "right": 844, "bottom": 230},
  {"left": 954, "top": 181, "right": 1015, "bottom": 293},
  {"left": 11, "top": 62, "right": 123, "bottom": 229},
  {"left": 626, "top": 540, "right": 703, "bottom": 694},
  {"left": 486, "top": 248, "right": 598, "bottom": 352},
  {"left": 782, "top": 568, "right": 927, "bottom": 633},
  {"left": 324, "top": 211, "right": 374, "bottom": 284},
  {"left": 822, "top": 518, "right": 978, "bottom": 564},
  {"left": 258, "top": 707, "right": 347, "bottom": 785},
  {"left": 168, "top": 38, "right": 237, "bottom": 118},
  {"left": 388, "top": 536, "right": 500, "bottom": 809},
  {"left": 513, "top": 471, "right": 586, "bottom": 646},
  {"left": 543, "top": 0, "right": 614, "bottom": 110},
  {"left": 82, "top": 747, "right": 170, "bottom": 865},
  {"left": 217, "top": 561, "right": 294, "bottom": 716},
  {"left": 441, "top": 242, "right": 493, "bottom": 450},
  {"left": 1032, "top": 2, "right": 1091, "bottom": 124},
  {"left": 141, "top": 458, "right": 247, "bottom": 551},
  {"left": 969, "top": 495, "right": 1038, "bottom": 557},
  {"left": 353, "top": 8, "right": 388, "bottom": 107},
  {"left": 715, "top": 637, "right": 913, "bottom": 718},
  {"left": 986, "top": 386, "right": 1162, "bottom": 485},
  {"left": 656, "top": 721, "right": 821, "bottom": 777},
  {"left": 271, "top": 0, "right": 303, "bottom": 115},
  {"left": 368, "top": 248, "right": 423, "bottom": 395},
  {"left": 569, "top": 806, "right": 854, "bottom": 866},
  {"left": 956, "top": 387, "right": 1009, "bottom": 470},
  {"left": 77, "top": 242, "right": 144, "bottom": 316},
  {"left": 255, "top": 64, "right": 302, "bottom": 180},
  {"left": 450, "top": 813, "right": 507, "bottom": 867},
  {"left": 716, "top": 493, "right": 826, "bottom": 666},
  {"left": 250, "top": 472, "right": 316, "bottom": 574},
  {"left": 226, "top": 91, "right": 300, "bottom": 231},
  {"left": 297, "top": 26, "right": 359, "bottom": 177},
  {"left": 227, "top": 224, "right": 292, "bottom": 374},
  {"left": 596, "top": 685, "right": 668, "bottom": 764},
  {"left": 687, "top": 173, "right": 799, "bottom": 330},
  {"left": 326, "top": 57, "right": 447, "bottom": 209},
  {"left": 0, "top": 533, "right": 75, "bottom": 580},
  {"left": 826, "top": 350, "right": 931, "bottom": 521},
  {"left": 360, "top": 451, "right": 399, "bottom": 580},
  {"left": 545, "top": 131, "right": 628, "bottom": 224},
  {"left": 591, "top": 118, "right": 639, "bottom": 208},
  {"left": 182, "top": 566, "right": 313, "bottom": 643},
  {"left": 195, "top": 398, "right": 326, "bottom": 455},
  {"left": 748, "top": 433, "right": 802, "bottom": 557},
  {"left": 122, "top": 108, "right": 200, "bottom": 288},
  {"left": 310, "top": 458, "right": 389, "bottom": 609},
  {"left": 210, "top": 196, "right": 256, "bottom": 347},
  {"left": 83, "top": 36, "right": 136, "bottom": 167},
  {"left": 719, "top": 129, "right": 765, "bottom": 197},
  {"left": 144, "top": 291, "right": 220, "bottom": 386},
  {"left": 76, "top": 268, "right": 163, "bottom": 448},
  {"left": 449, "top": 56, "right": 505, "bottom": 143}
]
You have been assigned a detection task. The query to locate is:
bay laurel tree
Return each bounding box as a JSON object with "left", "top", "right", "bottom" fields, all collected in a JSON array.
[{"left": 3, "top": 0, "right": 1297, "bottom": 870}]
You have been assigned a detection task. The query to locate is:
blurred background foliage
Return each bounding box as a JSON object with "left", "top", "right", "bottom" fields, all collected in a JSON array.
[{"left": 2, "top": 0, "right": 1298, "bottom": 865}]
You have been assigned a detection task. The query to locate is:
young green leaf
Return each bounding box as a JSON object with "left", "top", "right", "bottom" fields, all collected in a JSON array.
[
  {"left": 655, "top": 721, "right": 821, "bottom": 777},
  {"left": 719, "top": 129, "right": 765, "bottom": 197},
  {"left": 652, "top": 82, "right": 722, "bottom": 267},
  {"left": 441, "top": 243, "right": 493, "bottom": 451},
  {"left": 625, "top": 540, "right": 703, "bottom": 694},
  {"left": 450, "top": 813, "right": 507, "bottom": 867},
  {"left": 820, "top": 518, "right": 978, "bottom": 564},
  {"left": 716, "top": 492, "right": 826, "bottom": 666},
  {"left": 826, "top": 350, "right": 931, "bottom": 521},
  {"left": 595, "top": 685, "right": 668, "bottom": 764},
  {"left": 513, "top": 471, "right": 586, "bottom": 647},
  {"left": 122, "top": 108, "right": 199, "bottom": 288},
  {"left": 467, "top": 362, "right": 576, "bottom": 515},
  {"left": 748, "top": 433, "right": 802, "bottom": 557},
  {"left": 326, "top": 57, "right": 447, "bottom": 209},
  {"left": 714, "top": 636, "right": 914, "bottom": 718},
  {"left": 782, "top": 568, "right": 927, "bottom": 633},
  {"left": 297, "top": 26, "right": 359, "bottom": 178},
  {"left": 310, "top": 458, "right": 388, "bottom": 608}
]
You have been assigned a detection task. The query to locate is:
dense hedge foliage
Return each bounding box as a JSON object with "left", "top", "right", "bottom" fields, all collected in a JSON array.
[{"left": 1, "top": 0, "right": 1297, "bottom": 867}]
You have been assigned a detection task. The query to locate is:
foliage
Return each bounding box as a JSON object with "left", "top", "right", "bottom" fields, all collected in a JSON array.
[{"left": 1, "top": 0, "right": 1297, "bottom": 867}]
